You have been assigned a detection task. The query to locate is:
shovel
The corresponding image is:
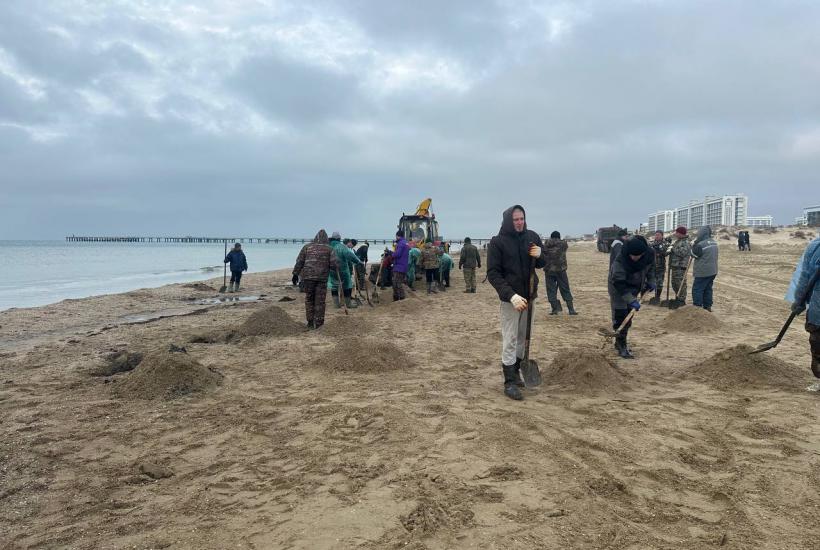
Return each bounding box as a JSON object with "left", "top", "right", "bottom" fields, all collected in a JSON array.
[
  {"left": 372, "top": 261, "right": 385, "bottom": 304},
  {"left": 359, "top": 265, "right": 374, "bottom": 307},
  {"left": 597, "top": 292, "right": 648, "bottom": 338},
  {"left": 334, "top": 265, "right": 348, "bottom": 316},
  {"left": 750, "top": 268, "right": 820, "bottom": 354},
  {"left": 520, "top": 257, "right": 541, "bottom": 388},
  {"left": 218, "top": 242, "right": 228, "bottom": 293}
]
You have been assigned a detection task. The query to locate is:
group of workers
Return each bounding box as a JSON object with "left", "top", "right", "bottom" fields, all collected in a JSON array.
[{"left": 288, "top": 206, "right": 819, "bottom": 401}]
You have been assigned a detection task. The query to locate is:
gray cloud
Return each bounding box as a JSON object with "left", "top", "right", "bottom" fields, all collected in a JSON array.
[{"left": 0, "top": 0, "right": 818, "bottom": 240}]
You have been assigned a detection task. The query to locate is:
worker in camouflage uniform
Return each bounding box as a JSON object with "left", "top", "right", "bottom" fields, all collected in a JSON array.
[
  {"left": 420, "top": 241, "right": 440, "bottom": 294},
  {"left": 543, "top": 231, "right": 577, "bottom": 315},
  {"left": 458, "top": 237, "right": 481, "bottom": 293},
  {"left": 328, "top": 231, "right": 364, "bottom": 309},
  {"left": 292, "top": 229, "right": 337, "bottom": 329},
  {"left": 407, "top": 241, "right": 421, "bottom": 290},
  {"left": 648, "top": 230, "right": 670, "bottom": 305},
  {"left": 669, "top": 226, "right": 691, "bottom": 309}
]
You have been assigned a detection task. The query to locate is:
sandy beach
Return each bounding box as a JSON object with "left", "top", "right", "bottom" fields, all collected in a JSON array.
[{"left": 1, "top": 232, "right": 819, "bottom": 549}]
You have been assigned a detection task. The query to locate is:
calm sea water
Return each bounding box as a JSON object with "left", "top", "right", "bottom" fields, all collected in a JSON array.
[{"left": 0, "top": 240, "right": 309, "bottom": 311}]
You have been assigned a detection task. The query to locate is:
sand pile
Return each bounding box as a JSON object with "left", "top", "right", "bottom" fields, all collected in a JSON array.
[
  {"left": 93, "top": 350, "right": 143, "bottom": 376},
  {"left": 321, "top": 315, "right": 372, "bottom": 338},
  {"left": 660, "top": 305, "right": 722, "bottom": 332},
  {"left": 114, "top": 350, "right": 223, "bottom": 400},
  {"left": 226, "top": 305, "right": 302, "bottom": 341},
  {"left": 685, "top": 345, "right": 807, "bottom": 390},
  {"left": 315, "top": 337, "right": 415, "bottom": 373},
  {"left": 543, "top": 348, "right": 630, "bottom": 394}
]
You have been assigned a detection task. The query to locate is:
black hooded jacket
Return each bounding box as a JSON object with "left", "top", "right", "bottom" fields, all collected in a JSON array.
[
  {"left": 608, "top": 236, "right": 656, "bottom": 309},
  {"left": 487, "top": 205, "right": 547, "bottom": 302}
]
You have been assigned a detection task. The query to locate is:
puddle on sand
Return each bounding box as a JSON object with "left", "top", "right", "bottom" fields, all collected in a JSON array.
[{"left": 195, "top": 295, "right": 262, "bottom": 305}]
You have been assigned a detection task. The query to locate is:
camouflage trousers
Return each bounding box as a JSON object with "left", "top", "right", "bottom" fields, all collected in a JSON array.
[
  {"left": 807, "top": 323, "right": 820, "bottom": 378},
  {"left": 303, "top": 280, "right": 328, "bottom": 327},
  {"left": 670, "top": 266, "right": 688, "bottom": 302},
  {"left": 393, "top": 271, "right": 406, "bottom": 301},
  {"left": 653, "top": 266, "right": 665, "bottom": 295},
  {"left": 463, "top": 267, "right": 476, "bottom": 291}
]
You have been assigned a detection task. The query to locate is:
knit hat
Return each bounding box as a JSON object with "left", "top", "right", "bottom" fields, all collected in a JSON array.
[
  {"left": 550, "top": 231, "right": 561, "bottom": 239},
  {"left": 625, "top": 237, "right": 649, "bottom": 256},
  {"left": 331, "top": 231, "right": 341, "bottom": 240},
  {"left": 675, "top": 226, "right": 687, "bottom": 236}
]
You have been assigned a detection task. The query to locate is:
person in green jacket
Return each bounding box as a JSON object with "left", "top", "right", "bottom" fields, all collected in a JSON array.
[
  {"left": 407, "top": 240, "right": 421, "bottom": 290},
  {"left": 328, "top": 231, "right": 364, "bottom": 309},
  {"left": 439, "top": 251, "right": 453, "bottom": 290}
]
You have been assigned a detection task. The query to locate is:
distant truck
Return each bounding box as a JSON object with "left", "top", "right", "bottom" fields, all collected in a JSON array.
[
  {"left": 398, "top": 198, "right": 440, "bottom": 245},
  {"left": 596, "top": 225, "right": 627, "bottom": 252}
]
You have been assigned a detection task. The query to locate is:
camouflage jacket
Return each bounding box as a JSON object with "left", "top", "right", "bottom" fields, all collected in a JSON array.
[
  {"left": 542, "top": 238, "right": 568, "bottom": 273},
  {"left": 459, "top": 243, "right": 481, "bottom": 269},
  {"left": 650, "top": 240, "right": 669, "bottom": 272},
  {"left": 293, "top": 230, "right": 338, "bottom": 281},
  {"left": 669, "top": 237, "right": 692, "bottom": 269},
  {"left": 420, "top": 246, "right": 440, "bottom": 269}
]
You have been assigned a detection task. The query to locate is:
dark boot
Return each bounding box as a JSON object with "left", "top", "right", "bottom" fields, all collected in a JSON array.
[
  {"left": 332, "top": 294, "right": 341, "bottom": 308},
  {"left": 314, "top": 319, "right": 324, "bottom": 329},
  {"left": 567, "top": 302, "right": 578, "bottom": 316},
  {"left": 502, "top": 364, "right": 523, "bottom": 400},
  {"left": 811, "top": 357, "right": 819, "bottom": 379},
  {"left": 648, "top": 297, "right": 660, "bottom": 306},
  {"left": 345, "top": 296, "right": 357, "bottom": 309},
  {"left": 616, "top": 335, "right": 634, "bottom": 359},
  {"left": 549, "top": 301, "right": 560, "bottom": 315},
  {"left": 513, "top": 358, "right": 525, "bottom": 387},
  {"left": 306, "top": 320, "right": 314, "bottom": 330}
]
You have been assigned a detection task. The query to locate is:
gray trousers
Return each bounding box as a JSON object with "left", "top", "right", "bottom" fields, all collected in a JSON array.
[{"left": 500, "top": 301, "right": 531, "bottom": 366}]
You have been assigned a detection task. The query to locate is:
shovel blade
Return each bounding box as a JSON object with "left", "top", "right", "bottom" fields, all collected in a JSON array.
[
  {"left": 218, "top": 286, "right": 227, "bottom": 293},
  {"left": 597, "top": 327, "right": 617, "bottom": 338},
  {"left": 749, "top": 342, "right": 777, "bottom": 355},
  {"left": 521, "top": 358, "right": 541, "bottom": 387}
]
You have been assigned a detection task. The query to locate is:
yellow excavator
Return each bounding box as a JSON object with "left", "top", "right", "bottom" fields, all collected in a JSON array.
[{"left": 398, "top": 198, "right": 440, "bottom": 245}]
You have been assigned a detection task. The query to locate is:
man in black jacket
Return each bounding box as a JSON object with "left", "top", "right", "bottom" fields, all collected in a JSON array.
[
  {"left": 224, "top": 243, "right": 248, "bottom": 293},
  {"left": 608, "top": 236, "right": 655, "bottom": 358},
  {"left": 487, "top": 205, "right": 547, "bottom": 400}
]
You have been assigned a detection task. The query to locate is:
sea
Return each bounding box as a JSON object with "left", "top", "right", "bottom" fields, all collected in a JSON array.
[{"left": 0, "top": 240, "right": 311, "bottom": 312}]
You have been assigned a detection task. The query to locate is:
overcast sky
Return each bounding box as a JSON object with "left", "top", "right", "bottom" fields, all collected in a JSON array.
[{"left": 1, "top": 0, "right": 818, "bottom": 240}]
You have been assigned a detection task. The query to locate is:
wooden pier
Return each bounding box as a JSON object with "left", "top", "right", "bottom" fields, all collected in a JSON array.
[{"left": 65, "top": 236, "right": 491, "bottom": 245}]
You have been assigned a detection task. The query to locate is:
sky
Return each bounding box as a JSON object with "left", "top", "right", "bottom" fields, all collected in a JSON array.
[{"left": 1, "top": 0, "right": 819, "bottom": 240}]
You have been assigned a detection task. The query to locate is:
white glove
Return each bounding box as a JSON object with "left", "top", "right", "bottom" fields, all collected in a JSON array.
[{"left": 510, "top": 294, "right": 528, "bottom": 311}]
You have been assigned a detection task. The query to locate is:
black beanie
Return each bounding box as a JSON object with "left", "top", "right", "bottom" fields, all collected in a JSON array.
[
  {"left": 625, "top": 238, "right": 648, "bottom": 256},
  {"left": 550, "top": 231, "right": 560, "bottom": 239}
]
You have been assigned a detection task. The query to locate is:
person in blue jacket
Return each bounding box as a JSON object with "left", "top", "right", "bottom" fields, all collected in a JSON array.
[
  {"left": 790, "top": 235, "right": 820, "bottom": 378},
  {"left": 224, "top": 243, "right": 248, "bottom": 292}
]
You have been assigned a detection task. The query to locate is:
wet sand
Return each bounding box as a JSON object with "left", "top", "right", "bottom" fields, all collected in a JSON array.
[{"left": 1, "top": 234, "right": 818, "bottom": 549}]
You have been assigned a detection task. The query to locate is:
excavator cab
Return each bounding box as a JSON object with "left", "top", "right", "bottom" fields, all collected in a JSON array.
[{"left": 398, "top": 198, "right": 440, "bottom": 244}]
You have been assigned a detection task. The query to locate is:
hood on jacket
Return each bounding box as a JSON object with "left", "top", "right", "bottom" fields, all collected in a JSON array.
[
  {"left": 696, "top": 226, "right": 712, "bottom": 243},
  {"left": 620, "top": 235, "right": 652, "bottom": 272},
  {"left": 314, "top": 229, "right": 329, "bottom": 244},
  {"left": 499, "top": 205, "right": 527, "bottom": 237}
]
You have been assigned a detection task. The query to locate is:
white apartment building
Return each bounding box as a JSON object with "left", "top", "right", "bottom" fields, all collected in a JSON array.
[
  {"left": 746, "top": 215, "right": 774, "bottom": 227},
  {"left": 795, "top": 215, "right": 808, "bottom": 226},
  {"left": 647, "top": 210, "right": 675, "bottom": 233},
  {"left": 805, "top": 205, "right": 820, "bottom": 227}
]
